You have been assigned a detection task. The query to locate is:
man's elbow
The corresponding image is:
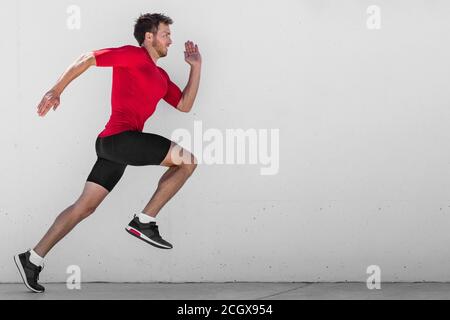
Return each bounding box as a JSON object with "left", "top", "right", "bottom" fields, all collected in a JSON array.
[
  {"left": 80, "top": 52, "right": 96, "bottom": 67},
  {"left": 176, "top": 100, "right": 191, "bottom": 113}
]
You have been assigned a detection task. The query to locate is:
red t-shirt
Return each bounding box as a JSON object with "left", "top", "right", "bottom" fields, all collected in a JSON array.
[{"left": 93, "top": 45, "right": 182, "bottom": 138}]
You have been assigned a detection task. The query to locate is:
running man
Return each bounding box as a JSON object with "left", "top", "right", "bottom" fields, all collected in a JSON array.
[{"left": 14, "top": 13, "right": 201, "bottom": 293}]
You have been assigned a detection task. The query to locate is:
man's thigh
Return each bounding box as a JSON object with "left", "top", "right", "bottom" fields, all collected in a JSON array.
[
  {"left": 86, "top": 157, "right": 127, "bottom": 192},
  {"left": 101, "top": 131, "right": 173, "bottom": 166},
  {"left": 159, "top": 141, "right": 198, "bottom": 167}
]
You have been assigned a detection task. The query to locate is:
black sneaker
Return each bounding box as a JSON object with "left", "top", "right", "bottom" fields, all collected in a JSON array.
[
  {"left": 13, "top": 251, "right": 45, "bottom": 293},
  {"left": 125, "top": 216, "right": 173, "bottom": 249}
]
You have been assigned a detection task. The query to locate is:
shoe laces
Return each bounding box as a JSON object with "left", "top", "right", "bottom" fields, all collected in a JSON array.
[
  {"left": 35, "top": 265, "right": 43, "bottom": 282},
  {"left": 27, "top": 248, "right": 44, "bottom": 279},
  {"left": 134, "top": 217, "right": 162, "bottom": 238},
  {"left": 144, "top": 223, "right": 161, "bottom": 238}
]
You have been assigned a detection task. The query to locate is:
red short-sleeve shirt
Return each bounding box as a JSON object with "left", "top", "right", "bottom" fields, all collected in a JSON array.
[{"left": 93, "top": 45, "right": 182, "bottom": 138}]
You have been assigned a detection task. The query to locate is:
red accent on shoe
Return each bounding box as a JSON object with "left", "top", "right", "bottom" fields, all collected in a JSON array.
[{"left": 129, "top": 229, "right": 141, "bottom": 237}]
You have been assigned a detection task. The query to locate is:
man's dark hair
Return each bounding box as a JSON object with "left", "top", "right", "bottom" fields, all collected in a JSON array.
[{"left": 134, "top": 13, "right": 173, "bottom": 46}]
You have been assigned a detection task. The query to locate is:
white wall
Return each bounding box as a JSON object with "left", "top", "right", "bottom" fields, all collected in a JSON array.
[{"left": 2, "top": 0, "right": 450, "bottom": 282}]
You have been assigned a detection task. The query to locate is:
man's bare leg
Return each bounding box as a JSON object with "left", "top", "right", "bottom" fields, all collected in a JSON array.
[
  {"left": 142, "top": 142, "right": 197, "bottom": 217},
  {"left": 33, "top": 182, "right": 109, "bottom": 257}
]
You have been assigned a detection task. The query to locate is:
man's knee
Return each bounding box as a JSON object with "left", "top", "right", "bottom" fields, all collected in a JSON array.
[
  {"left": 72, "top": 202, "right": 97, "bottom": 220},
  {"left": 185, "top": 162, "right": 197, "bottom": 175},
  {"left": 182, "top": 154, "right": 198, "bottom": 175}
]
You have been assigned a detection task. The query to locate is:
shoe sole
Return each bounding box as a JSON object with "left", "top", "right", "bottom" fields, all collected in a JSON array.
[
  {"left": 13, "top": 255, "right": 44, "bottom": 293},
  {"left": 125, "top": 226, "right": 172, "bottom": 249}
]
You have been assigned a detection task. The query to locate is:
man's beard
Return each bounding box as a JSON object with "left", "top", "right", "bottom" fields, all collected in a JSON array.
[
  {"left": 152, "top": 40, "right": 167, "bottom": 57},
  {"left": 158, "top": 49, "right": 167, "bottom": 57}
]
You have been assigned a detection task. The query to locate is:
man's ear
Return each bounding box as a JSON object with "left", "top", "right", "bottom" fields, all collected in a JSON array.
[{"left": 145, "top": 31, "right": 154, "bottom": 42}]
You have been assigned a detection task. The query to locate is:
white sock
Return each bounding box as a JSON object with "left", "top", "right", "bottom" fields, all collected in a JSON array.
[
  {"left": 29, "top": 249, "right": 44, "bottom": 267},
  {"left": 138, "top": 212, "right": 156, "bottom": 224}
]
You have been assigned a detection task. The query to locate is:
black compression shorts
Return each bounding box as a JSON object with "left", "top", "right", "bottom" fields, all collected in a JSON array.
[{"left": 86, "top": 130, "right": 172, "bottom": 192}]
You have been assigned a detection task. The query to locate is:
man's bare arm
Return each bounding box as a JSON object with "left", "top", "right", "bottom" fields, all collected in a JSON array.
[
  {"left": 37, "top": 52, "right": 96, "bottom": 117},
  {"left": 177, "top": 41, "right": 202, "bottom": 113}
]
